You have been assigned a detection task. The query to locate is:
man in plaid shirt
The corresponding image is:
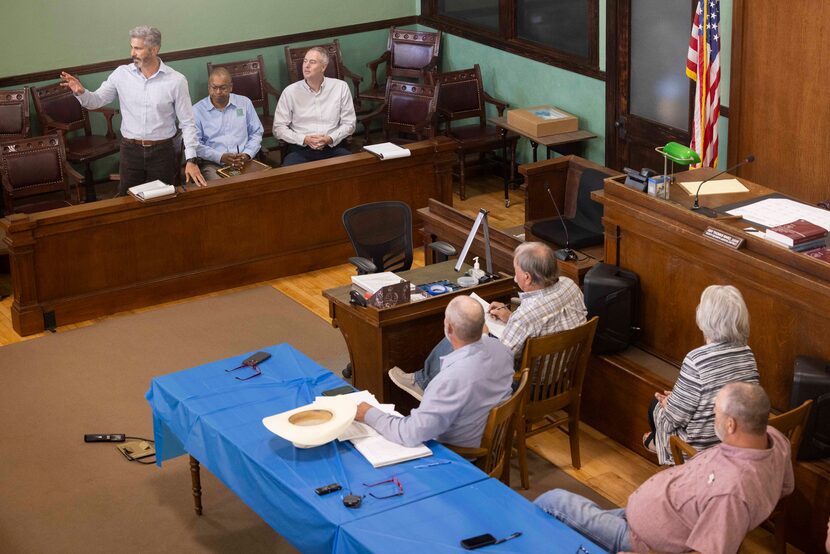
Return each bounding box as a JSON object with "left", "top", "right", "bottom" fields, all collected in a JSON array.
[{"left": 390, "top": 242, "right": 587, "bottom": 401}]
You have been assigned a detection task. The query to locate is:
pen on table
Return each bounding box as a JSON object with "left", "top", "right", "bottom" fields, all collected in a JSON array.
[
  {"left": 414, "top": 460, "right": 453, "bottom": 469},
  {"left": 493, "top": 532, "right": 522, "bottom": 545}
]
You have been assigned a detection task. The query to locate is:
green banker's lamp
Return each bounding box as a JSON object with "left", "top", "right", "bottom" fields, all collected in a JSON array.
[{"left": 655, "top": 142, "right": 701, "bottom": 193}]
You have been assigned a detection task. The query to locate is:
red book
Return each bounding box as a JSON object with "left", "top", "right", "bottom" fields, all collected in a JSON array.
[
  {"left": 766, "top": 219, "right": 828, "bottom": 246},
  {"left": 804, "top": 247, "right": 830, "bottom": 262}
]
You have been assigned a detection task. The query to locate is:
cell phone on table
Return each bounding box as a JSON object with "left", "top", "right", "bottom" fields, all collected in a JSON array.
[
  {"left": 460, "top": 533, "right": 497, "bottom": 550},
  {"left": 321, "top": 385, "right": 357, "bottom": 396}
]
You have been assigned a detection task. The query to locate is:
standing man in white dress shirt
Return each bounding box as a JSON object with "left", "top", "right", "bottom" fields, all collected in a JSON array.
[
  {"left": 272, "top": 47, "right": 356, "bottom": 166},
  {"left": 60, "top": 26, "right": 206, "bottom": 195}
]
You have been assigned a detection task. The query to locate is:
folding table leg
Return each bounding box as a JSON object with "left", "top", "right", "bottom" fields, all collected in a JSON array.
[{"left": 189, "top": 455, "right": 203, "bottom": 515}]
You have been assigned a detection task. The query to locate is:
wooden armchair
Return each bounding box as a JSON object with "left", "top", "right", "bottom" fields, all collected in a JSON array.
[
  {"left": 516, "top": 317, "right": 599, "bottom": 489},
  {"left": 206, "top": 55, "right": 280, "bottom": 141},
  {"left": 445, "top": 368, "right": 529, "bottom": 486},
  {"left": 361, "top": 27, "right": 441, "bottom": 104},
  {"left": 31, "top": 82, "right": 120, "bottom": 203},
  {"left": 670, "top": 400, "right": 814, "bottom": 554},
  {"left": 358, "top": 79, "right": 440, "bottom": 144},
  {"left": 0, "top": 88, "right": 31, "bottom": 141},
  {"left": 0, "top": 134, "right": 82, "bottom": 215},
  {"left": 284, "top": 39, "right": 363, "bottom": 106},
  {"left": 436, "top": 64, "right": 518, "bottom": 203}
]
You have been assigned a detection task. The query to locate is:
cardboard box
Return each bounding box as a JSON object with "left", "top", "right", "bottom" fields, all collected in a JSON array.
[{"left": 506, "top": 105, "right": 578, "bottom": 137}]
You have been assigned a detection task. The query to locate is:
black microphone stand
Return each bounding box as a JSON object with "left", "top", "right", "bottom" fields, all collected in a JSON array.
[
  {"left": 691, "top": 155, "right": 755, "bottom": 217},
  {"left": 545, "top": 183, "right": 577, "bottom": 261}
]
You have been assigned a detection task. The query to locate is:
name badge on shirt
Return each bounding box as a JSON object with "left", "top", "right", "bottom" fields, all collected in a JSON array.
[{"left": 236, "top": 108, "right": 244, "bottom": 117}]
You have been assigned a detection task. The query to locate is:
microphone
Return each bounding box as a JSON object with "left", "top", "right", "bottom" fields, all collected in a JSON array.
[
  {"left": 691, "top": 154, "right": 755, "bottom": 217},
  {"left": 545, "top": 182, "right": 577, "bottom": 262}
]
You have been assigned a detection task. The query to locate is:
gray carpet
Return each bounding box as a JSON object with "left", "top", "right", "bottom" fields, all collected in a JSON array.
[{"left": 0, "top": 286, "right": 612, "bottom": 553}]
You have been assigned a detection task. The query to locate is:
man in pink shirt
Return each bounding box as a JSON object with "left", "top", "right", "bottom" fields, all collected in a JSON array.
[{"left": 535, "top": 382, "right": 793, "bottom": 553}]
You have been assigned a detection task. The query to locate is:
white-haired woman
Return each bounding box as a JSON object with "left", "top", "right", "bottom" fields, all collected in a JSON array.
[{"left": 643, "top": 285, "right": 760, "bottom": 465}]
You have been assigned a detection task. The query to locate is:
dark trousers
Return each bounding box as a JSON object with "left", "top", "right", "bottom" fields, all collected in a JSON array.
[
  {"left": 647, "top": 397, "right": 659, "bottom": 433},
  {"left": 119, "top": 140, "right": 177, "bottom": 196},
  {"left": 282, "top": 144, "right": 351, "bottom": 166}
]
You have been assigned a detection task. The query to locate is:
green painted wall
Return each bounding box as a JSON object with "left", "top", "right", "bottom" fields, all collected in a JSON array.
[{"left": 0, "top": 0, "right": 414, "bottom": 77}]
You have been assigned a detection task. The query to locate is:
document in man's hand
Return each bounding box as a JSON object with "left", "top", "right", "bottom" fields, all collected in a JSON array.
[
  {"left": 363, "top": 142, "right": 411, "bottom": 160},
  {"left": 128, "top": 180, "right": 176, "bottom": 201},
  {"left": 469, "top": 292, "right": 506, "bottom": 339}
]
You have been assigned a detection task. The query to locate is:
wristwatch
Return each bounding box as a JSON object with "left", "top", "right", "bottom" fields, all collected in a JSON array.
[{"left": 186, "top": 157, "right": 198, "bottom": 165}]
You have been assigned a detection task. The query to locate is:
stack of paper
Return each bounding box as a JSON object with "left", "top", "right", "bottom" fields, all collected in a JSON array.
[
  {"left": 363, "top": 142, "right": 411, "bottom": 160},
  {"left": 337, "top": 390, "right": 432, "bottom": 467},
  {"left": 128, "top": 180, "right": 176, "bottom": 201},
  {"left": 469, "top": 292, "right": 506, "bottom": 339},
  {"left": 351, "top": 272, "right": 405, "bottom": 294}
]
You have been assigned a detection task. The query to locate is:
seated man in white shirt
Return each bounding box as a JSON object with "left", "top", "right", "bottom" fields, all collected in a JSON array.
[
  {"left": 192, "top": 68, "right": 263, "bottom": 180},
  {"left": 354, "top": 296, "right": 514, "bottom": 448},
  {"left": 272, "top": 47, "right": 356, "bottom": 166}
]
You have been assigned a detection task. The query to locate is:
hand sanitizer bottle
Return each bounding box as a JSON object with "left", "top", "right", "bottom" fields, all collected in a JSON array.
[{"left": 470, "top": 256, "right": 485, "bottom": 280}]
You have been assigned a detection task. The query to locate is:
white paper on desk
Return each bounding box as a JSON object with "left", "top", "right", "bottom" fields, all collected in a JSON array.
[
  {"left": 336, "top": 391, "right": 398, "bottom": 440},
  {"left": 363, "top": 142, "right": 411, "bottom": 160},
  {"left": 469, "top": 292, "right": 506, "bottom": 339},
  {"left": 128, "top": 180, "right": 175, "bottom": 200},
  {"left": 726, "top": 198, "right": 830, "bottom": 231},
  {"left": 677, "top": 178, "right": 749, "bottom": 196},
  {"left": 351, "top": 434, "right": 432, "bottom": 468},
  {"left": 351, "top": 272, "right": 404, "bottom": 294}
]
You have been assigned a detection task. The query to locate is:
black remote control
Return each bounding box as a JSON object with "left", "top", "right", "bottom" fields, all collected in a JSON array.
[
  {"left": 84, "top": 434, "right": 126, "bottom": 443},
  {"left": 314, "top": 483, "right": 342, "bottom": 496}
]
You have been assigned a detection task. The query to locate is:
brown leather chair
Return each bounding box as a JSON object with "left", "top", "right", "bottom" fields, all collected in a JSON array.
[
  {"left": 31, "top": 82, "right": 119, "bottom": 203},
  {"left": 206, "top": 55, "right": 280, "bottom": 141},
  {"left": 284, "top": 40, "right": 363, "bottom": 106},
  {"left": 670, "top": 400, "right": 813, "bottom": 554},
  {"left": 0, "top": 134, "right": 82, "bottom": 215},
  {"left": 361, "top": 27, "right": 441, "bottom": 104},
  {"left": 515, "top": 316, "right": 599, "bottom": 489},
  {"left": 0, "top": 88, "right": 31, "bottom": 141},
  {"left": 436, "top": 64, "right": 518, "bottom": 202},
  {"left": 445, "top": 368, "right": 529, "bottom": 486},
  {"left": 359, "top": 79, "right": 440, "bottom": 144}
]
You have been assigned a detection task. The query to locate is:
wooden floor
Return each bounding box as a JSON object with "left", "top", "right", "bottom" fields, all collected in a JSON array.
[{"left": 0, "top": 172, "right": 787, "bottom": 552}]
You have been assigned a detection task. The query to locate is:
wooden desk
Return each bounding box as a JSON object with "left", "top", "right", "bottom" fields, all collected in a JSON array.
[
  {"left": 323, "top": 261, "right": 517, "bottom": 412},
  {"left": 595, "top": 171, "right": 830, "bottom": 553},
  {"left": 490, "top": 117, "right": 597, "bottom": 162},
  {"left": 1, "top": 140, "right": 455, "bottom": 336}
]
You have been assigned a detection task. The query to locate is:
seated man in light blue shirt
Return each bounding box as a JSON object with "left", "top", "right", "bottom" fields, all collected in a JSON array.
[
  {"left": 193, "top": 68, "right": 264, "bottom": 180},
  {"left": 354, "top": 296, "right": 514, "bottom": 448}
]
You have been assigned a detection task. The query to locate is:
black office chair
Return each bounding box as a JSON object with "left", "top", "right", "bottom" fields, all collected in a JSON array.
[
  {"left": 342, "top": 201, "right": 455, "bottom": 274},
  {"left": 530, "top": 168, "right": 607, "bottom": 249},
  {"left": 341, "top": 201, "right": 455, "bottom": 379}
]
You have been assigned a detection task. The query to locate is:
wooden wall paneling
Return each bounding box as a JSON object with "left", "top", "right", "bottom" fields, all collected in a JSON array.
[
  {"left": 1, "top": 140, "right": 455, "bottom": 336},
  {"left": 598, "top": 175, "right": 830, "bottom": 412},
  {"left": 728, "top": 1, "right": 830, "bottom": 203}
]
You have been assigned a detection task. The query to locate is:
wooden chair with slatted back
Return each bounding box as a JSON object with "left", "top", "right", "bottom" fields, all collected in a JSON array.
[
  {"left": 515, "top": 316, "right": 598, "bottom": 489},
  {"left": 445, "top": 368, "right": 529, "bottom": 485}
]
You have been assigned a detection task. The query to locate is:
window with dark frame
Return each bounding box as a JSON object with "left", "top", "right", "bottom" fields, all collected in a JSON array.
[{"left": 425, "top": 0, "right": 600, "bottom": 78}]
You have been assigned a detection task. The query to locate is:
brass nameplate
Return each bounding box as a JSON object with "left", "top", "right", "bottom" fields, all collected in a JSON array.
[{"left": 703, "top": 227, "right": 745, "bottom": 249}]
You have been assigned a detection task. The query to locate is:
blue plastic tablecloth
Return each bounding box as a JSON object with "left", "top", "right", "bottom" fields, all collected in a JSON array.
[
  {"left": 334, "top": 478, "right": 605, "bottom": 554},
  {"left": 146, "top": 343, "right": 488, "bottom": 553}
]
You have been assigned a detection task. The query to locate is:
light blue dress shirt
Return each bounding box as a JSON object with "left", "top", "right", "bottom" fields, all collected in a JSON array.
[
  {"left": 364, "top": 336, "right": 514, "bottom": 448},
  {"left": 192, "top": 93, "right": 263, "bottom": 164},
  {"left": 76, "top": 59, "right": 199, "bottom": 159}
]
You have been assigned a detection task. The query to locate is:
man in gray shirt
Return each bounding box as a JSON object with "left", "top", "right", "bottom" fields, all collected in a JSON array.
[{"left": 354, "top": 296, "right": 514, "bottom": 448}]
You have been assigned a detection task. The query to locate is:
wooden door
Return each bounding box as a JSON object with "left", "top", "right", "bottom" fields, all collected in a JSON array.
[{"left": 606, "top": 0, "right": 696, "bottom": 172}]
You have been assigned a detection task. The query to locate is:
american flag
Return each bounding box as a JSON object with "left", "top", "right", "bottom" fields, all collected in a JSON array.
[{"left": 686, "top": 0, "right": 720, "bottom": 168}]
